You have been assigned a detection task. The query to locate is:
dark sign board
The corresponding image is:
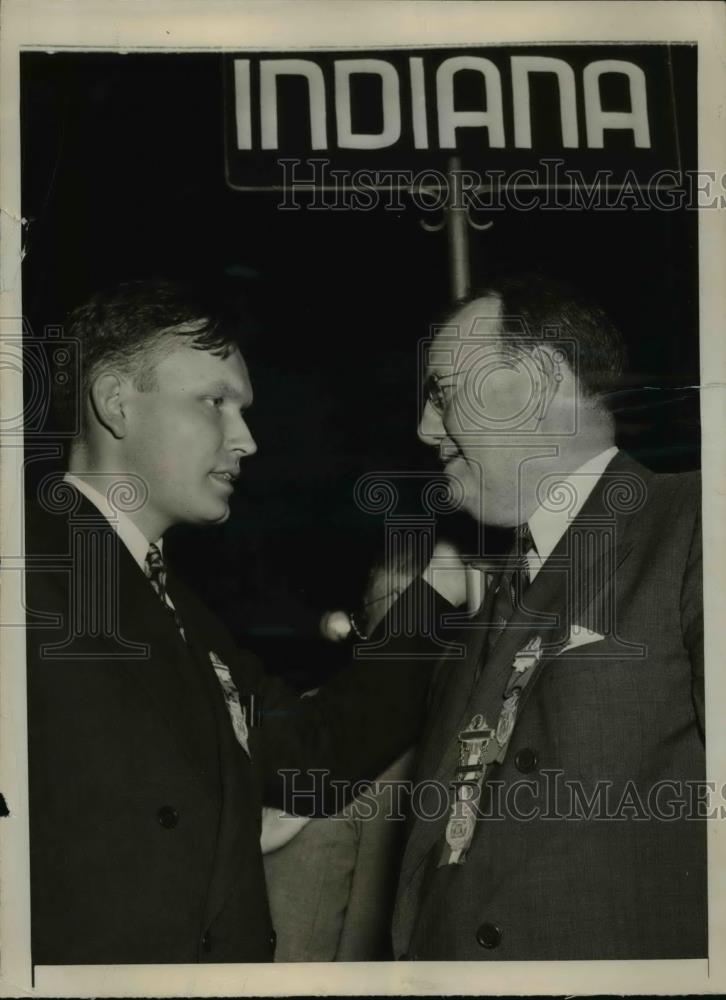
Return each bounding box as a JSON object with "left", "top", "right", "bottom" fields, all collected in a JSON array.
[{"left": 223, "top": 44, "right": 684, "bottom": 190}]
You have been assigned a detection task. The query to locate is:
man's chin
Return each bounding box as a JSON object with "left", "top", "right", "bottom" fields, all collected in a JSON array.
[
  {"left": 210, "top": 504, "right": 231, "bottom": 524},
  {"left": 444, "top": 461, "right": 481, "bottom": 517},
  {"left": 452, "top": 482, "right": 520, "bottom": 529},
  {"left": 443, "top": 474, "right": 482, "bottom": 523},
  {"left": 460, "top": 493, "right": 485, "bottom": 524},
  {"left": 191, "top": 500, "right": 232, "bottom": 526}
]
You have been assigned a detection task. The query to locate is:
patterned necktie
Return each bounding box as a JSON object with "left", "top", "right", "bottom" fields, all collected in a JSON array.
[
  {"left": 144, "top": 544, "right": 253, "bottom": 754},
  {"left": 488, "top": 523, "right": 537, "bottom": 650},
  {"left": 444, "top": 525, "right": 541, "bottom": 865},
  {"left": 144, "top": 543, "right": 187, "bottom": 642}
]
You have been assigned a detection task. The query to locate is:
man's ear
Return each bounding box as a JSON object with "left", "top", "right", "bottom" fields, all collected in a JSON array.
[{"left": 89, "top": 371, "right": 128, "bottom": 439}]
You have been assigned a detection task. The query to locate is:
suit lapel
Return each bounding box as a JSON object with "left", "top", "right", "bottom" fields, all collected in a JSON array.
[
  {"left": 399, "top": 451, "right": 649, "bottom": 902},
  {"left": 129, "top": 557, "right": 251, "bottom": 928},
  {"left": 396, "top": 580, "right": 504, "bottom": 891},
  {"left": 117, "top": 541, "right": 222, "bottom": 772},
  {"left": 459, "top": 449, "right": 647, "bottom": 748},
  {"left": 46, "top": 489, "right": 220, "bottom": 772},
  {"left": 180, "top": 616, "right": 251, "bottom": 928},
  {"left": 424, "top": 545, "right": 569, "bottom": 794},
  {"left": 123, "top": 556, "right": 250, "bottom": 928},
  {"left": 397, "top": 560, "right": 571, "bottom": 894},
  {"left": 35, "top": 485, "right": 251, "bottom": 927}
]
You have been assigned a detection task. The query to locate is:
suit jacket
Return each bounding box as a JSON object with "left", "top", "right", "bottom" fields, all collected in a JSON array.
[
  {"left": 393, "top": 451, "right": 706, "bottom": 961},
  {"left": 25, "top": 485, "right": 439, "bottom": 966}
]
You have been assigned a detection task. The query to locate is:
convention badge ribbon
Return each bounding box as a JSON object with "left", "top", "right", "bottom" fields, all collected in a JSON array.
[
  {"left": 494, "top": 635, "right": 543, "bottom": 755},
  {"left": 440, "top": 635, "right": 545, "bottom": 866},
  {"left": 440, "top": 713, "right": 496, "bottom": 866},
  {"left": 209, "top": 650, "right": 251, "bottom": 758}
]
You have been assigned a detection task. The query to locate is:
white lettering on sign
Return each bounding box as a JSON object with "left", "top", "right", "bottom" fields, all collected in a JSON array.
[
  {"left": 335, "top": 59, "right": 401, "bottom": 149},
  {"left": 583, "top": 60, "right": 651, "bottom": 148},
  {"left": 409, "top": 57, "right": 429, "bottom": 149},
  {"left": 436, "top": 56, "right": 505, "bottom": 149},
  {"left": 511, "top": 56, "right": 578, "bottom": 148},
  {"left": 234, "top": 56, "right": 652, "bottom": 152},
  {"left": 234, "top": 59, "right": 252, "bottom": 149},
  {"left": 259, "top": 59, "right": 327, "bottom": 150}
]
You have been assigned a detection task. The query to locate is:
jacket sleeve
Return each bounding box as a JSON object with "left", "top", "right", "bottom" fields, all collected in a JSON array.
[{"left": 245, "top": 579, "right": 454, "bottom": 814}]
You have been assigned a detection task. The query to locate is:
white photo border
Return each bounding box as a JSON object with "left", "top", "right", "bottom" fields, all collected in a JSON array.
[{"left": 1, "top": 0, "right": 725, "bottom": 995}]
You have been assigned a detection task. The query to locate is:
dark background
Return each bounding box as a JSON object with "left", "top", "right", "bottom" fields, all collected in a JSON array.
[{"left": 20, "top": 48, "right": 699, "bottom": 687}]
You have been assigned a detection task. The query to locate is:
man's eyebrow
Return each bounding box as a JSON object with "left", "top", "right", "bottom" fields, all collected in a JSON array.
[{"left": 203, "top": 381, "right": 251, "bottom": 405}]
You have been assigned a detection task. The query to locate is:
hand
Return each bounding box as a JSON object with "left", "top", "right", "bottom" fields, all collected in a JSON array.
[
  {"left": 361, "top": 554, "right": 415, "bottom": 635},
  {"left": 360, "top": 537, "right": 469, "bottom": 635},
  {"left": 260, "top": 806, "right": 310, "bottom": 855},
  {"left": 422, "top": 539, "right": 468, "bottom": 608}
]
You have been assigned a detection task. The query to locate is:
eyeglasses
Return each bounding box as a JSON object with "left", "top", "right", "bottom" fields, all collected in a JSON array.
[{"left": 423, "top": 370, "right": 467, "bottom": 414}]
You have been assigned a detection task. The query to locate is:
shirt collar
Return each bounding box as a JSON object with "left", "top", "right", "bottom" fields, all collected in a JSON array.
[
  {"left": 64, "top": 473, "right": 161, "bottom": 572},
  {"left": 528, "top": 446, "right": 619, "bottom": 565}
]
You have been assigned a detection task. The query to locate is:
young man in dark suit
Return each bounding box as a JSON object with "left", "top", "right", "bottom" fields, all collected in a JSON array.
[
  {"left": 393, "top": 275, "right": 705, "bottom": 961},
  {"left": 25, "top": 279, "right": 444, "bottom": 966}
]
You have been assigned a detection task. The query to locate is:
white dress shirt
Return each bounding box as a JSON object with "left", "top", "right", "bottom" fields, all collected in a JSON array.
[
  {"left": 525, "top": 445, "right": 619, "bottom": 581},
  {"left": 64, "top": 473, "right": 160, "bottom": 571}
]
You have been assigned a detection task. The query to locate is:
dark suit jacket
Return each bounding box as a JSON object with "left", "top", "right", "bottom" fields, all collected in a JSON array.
[
  {"left": 393, "top": 451, "right": 706, "bottom": 960},
  {"left": 25, "top": 485, "right": 438, "bottom": 966}
]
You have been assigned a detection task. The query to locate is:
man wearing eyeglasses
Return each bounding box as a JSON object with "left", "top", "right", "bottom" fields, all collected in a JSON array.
[{"left": 392, "top": 273, "right": 705, "bottom": 961}]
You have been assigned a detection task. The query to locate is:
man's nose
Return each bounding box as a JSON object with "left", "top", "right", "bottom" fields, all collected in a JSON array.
[
  {"left": 228, "top": 413, "right": 258, "bottom": 457},
  {"left": 418, "top": 400, "right": 446, "bottom": 446}
]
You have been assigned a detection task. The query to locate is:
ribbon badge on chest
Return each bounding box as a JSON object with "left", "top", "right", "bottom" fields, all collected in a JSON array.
[
  {"left": 512, "top": 634, "right": 543, "bottom": 674},
  {"left": 441, "top": 713, "right": 497, "bottom": 866},
  {"left": 496, "top": 635, "right": 543, "bottom": 748},
  {"left": 209, "top": 651, "right": 251, "bottom": 759}
]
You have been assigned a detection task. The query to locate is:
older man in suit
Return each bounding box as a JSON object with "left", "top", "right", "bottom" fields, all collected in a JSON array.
[
  {"left": 392, "top": 275, "right": 705, "bottom": 960},
  {"left": 25, "top": 279, "right": 442, "bottom": 966}
]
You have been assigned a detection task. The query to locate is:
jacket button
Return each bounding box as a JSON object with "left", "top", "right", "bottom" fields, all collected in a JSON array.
[
  {"left": 157, "top": 805, "right": 179, "bottom": 829},
  {"left": 476, "top": 922, "right": 502, "bottom": 949},
  {"left": 201, "top": 931, "right": 212, "bottom": 952},
  {"left": 270, "top": 929, "right": 277, "bottom": 949},
  {"left": 514, "top": 748, "right": 539, "bottom": 773}
]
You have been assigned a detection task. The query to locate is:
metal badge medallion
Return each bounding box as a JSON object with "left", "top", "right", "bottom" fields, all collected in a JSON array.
[
  {"left": 496, "top": 692, "right": 520, "bottom": 747},
  {"left": 445, "top": 804, "right": 477, "bottom": 854},
  {"left": 443, "top": 714, "right": 495, "bottom": 862},
  {"left": 512, "top": 634, "right": 543, "bottom": 673}
]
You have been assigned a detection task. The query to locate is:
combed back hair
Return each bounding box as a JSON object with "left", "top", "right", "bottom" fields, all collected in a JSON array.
[
  {"left": 447, "top": 274, "right": 627, "bottom": 406},
  {"left": 54, "top": 278, "right": 240, "bottom": 434}
]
